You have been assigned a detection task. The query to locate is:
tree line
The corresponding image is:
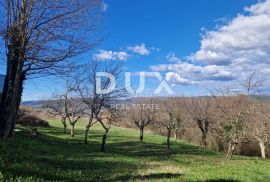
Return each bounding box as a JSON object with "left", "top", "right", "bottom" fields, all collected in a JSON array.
[
  {"left": 43, "top": 70, "right": 270, "bottom": 159},
  {"left": 124, "top": 73, "right": 269, "bottom": 160}
]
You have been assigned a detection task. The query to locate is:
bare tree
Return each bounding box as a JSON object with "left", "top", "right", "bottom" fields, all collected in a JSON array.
[
  {"left": 130, "top": 100, "right": 157, "bottom": 143},
  {"left": 248, "top": 101, "right": 270, "bottom": 158},
  {"left": 242, "top": 72, "right": 269, "bottom": 158},
  {"left": 79, "top": 59, "right": 126, "bottom": 148},
  {"left": 186, "top": 97, "right": 212, "bottom": 148},
  {"left": 241, "top": 71, "right": 264, "bottom": 95},
  {"left": 212, "top": 87, "right": 249, "bottom": 160},
  {"left": 43, "top": 96, "right": 67, "bottom": 133},
  {"left": 97, "top": 109, "right": 119, "bottom": 152},
  {"left": 156, "top": 99, "right": 183, "bottom": 149},
  {"left": 62, "top": 81, "right": 83, "bottom": 137},
  {"left": 0, "top": 0, "right": 103, "bottom": 138},
  {"left": 78, "top": 61, "right": 99, "bottom": 144}
]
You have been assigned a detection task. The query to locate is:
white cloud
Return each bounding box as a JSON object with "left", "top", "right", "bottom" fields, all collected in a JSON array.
[
  {"left": 93, "top": 50, "right": 129, "bottom": 61},
  {"left": 150, "top": 64, "right": 168, "bottom": 72},
  {"left": 165, "top": 72, "right": 195, "bottom": 85},
  {"left": 151, "top": 47, "right": 160, "bottom": 52},
  {"left": 169, "top": 62, "right": 235, "bottom": 82},
  {"left": 150, "top": 54, "right": 236, "bottom": 85},
  {"left": 189, "top": 0, "right": 270, "bottom": 66},
  {"left": 131, "top": 72, "right": 158, "bottom": 77},
  {"left": 166, "top": 53, "right": 181, "bottom": 62},
  {"left": 127, "top": 43, "right": 150, "bottom": 56},
  {"left": 154, "top": 0, "right": 270, "bottom": 88},
  {"left": 102, "top": 2, "right": 109, "bottom": 12},
  {"left": 245, "top": 0, "right": 270, "bottom": 15}
]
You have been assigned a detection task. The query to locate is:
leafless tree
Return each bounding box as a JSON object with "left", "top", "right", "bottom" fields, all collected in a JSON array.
[
  {"left": 78, "top": 61, "right": 99, "bottom": 144},
  {"left": 97, "top": 109, "right": 119, "bottom": 152},
  {"left": 63, "top": 81, "right": 84, "bottom": 137},
  {"left": 186, "top": 97, "right": 212, "bottom": 148},
  {"left": 130, "top": 100, "right": 157, "bottom": 143},
  {"left": 247, "top": 101, "right": 270, "bottom": 158},
  {"left": 212, "top": 87, "right": 249, "bottom": 160},
  {"left": 78, "top": 59, "right": 126, "bottom": 149},
  {"left": 0, "top": 0, "right": 103, "bottom": 138},
  {"left": 241, "top": 71, "right": 264, "bottom": 95},
  {"left": 242, "top": 72, "right": 269, "bottom": 158},
  {"left": 43, "top": 95, "right": 67, "bottom": 133},
  {"left": 155, "top": 99, "right": 183, "bottom": 149}
]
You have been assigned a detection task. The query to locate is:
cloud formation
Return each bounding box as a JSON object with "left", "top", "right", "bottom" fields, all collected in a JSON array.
[
  {"left": 151, "top": 0, "right": 270, "bottom": 88},
  {"left": 102, "top": 2, "right": 109, "bottom": 12},
  {"left": 93, "top": 43, "right": 155, "bottom": 61},
  {"left": 93, "top": 50, "right": 129, "bottom": 61},
  {"left": 127, "top": 43, "right": 150, "bottom": 56},
  {"left": 165, "top": 72, "right": 195, "bottom": 85},
  {"left": 189, "top": 0, "right": 270, "bottom": 66},
  {"left": 151, "top": 61, "right": 235, "bottom": 85}
]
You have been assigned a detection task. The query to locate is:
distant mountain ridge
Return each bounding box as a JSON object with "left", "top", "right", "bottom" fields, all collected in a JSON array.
[
  {"left": 22, "top": 95, "right": 270, "bottom": 108},
  {"left": 22, "top": 100, "right": 45, "bottom": 108}
]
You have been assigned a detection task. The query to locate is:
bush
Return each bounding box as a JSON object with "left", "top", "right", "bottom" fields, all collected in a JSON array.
[
  {"left": 17, "top": 108, "right": 49, "bottom": 127},
  {"left": 17, "top": 115, "right": 49, "bottom": 127}
]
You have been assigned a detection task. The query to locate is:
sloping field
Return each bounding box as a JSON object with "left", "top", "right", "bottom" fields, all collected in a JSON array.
[{"left": 0, "top": 120, "right": 269, "bottom": 182}]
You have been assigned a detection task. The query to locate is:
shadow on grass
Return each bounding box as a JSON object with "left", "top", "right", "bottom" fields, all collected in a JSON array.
[
  {"left": 107, "top": 140, "right": 217, "bottom": 159},
  {"left": 0, "top": 131, "right": 142, "bottom": 182},
  {"left": 38, "top": 126, "right": 217, "bottom": 158},
  {"left": 0, "top": 125, "right": 219, "bottom": 181},
  {"left": 115, "top": 173, "right": 183, "bottom": 181},
  {"left": 204, "top": 180, "right": 240, "bottom": 182}
]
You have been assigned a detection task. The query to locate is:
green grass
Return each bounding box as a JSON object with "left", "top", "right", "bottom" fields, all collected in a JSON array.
[{"left": 0, "top": 120, "right": 269, "bottom": 182}]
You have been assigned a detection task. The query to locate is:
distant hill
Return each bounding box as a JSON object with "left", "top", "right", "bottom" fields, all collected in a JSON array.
[
  {"left": 21, "top": 95, "right": 270, "bottom": 108},
  {"left": 250, "top": 95, "right": 270, "bottom": 101},
  {"left": 21, "top": 100, "right": 45, "bottom": 108}
]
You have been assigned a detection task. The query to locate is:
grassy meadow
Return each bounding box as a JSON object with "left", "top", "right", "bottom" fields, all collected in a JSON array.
[{"left": 0, "top": 120, "right": 269, "bottom": 182}]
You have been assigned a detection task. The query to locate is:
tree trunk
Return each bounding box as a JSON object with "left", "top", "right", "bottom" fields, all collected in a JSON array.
[
  {"left": 0, "top": 50, "right": 17, "bottom": 138},
  {"left": 259, "top": 141, "right": 266, "bottom": 159},
  {"left": 84, "top": 126, "right": 90, "bottom": 144},
  {"left": 9, "top": 72, "right": 26, "bottom": 137},
  {"left": 201, "top": 133, "right": 207, "bottom": 148},
  {"left": 61, "top": 117, "right": 67, "bottom": 133},
  {"left": 100, "top": 128, "right": 109, "bottom": 152},
  {"left": 167, "top": 129, "right": 171, "bottom": 149},
  {"left": 197, "top": 119, "right": 208, "bottom": 148},
  {"left": 139, "top": 127, "right": 144, "bottom": 142},
  {"left": 226, "top": 142, "right": 236, "bottom": 160},
  {"left": 71, "top": 124, "right": 75, "bottom": 137},
  {"left": 0, "top": 42, "right": 24, "bottom": 138},
  {"left": 63, "top": 123, "right": 67, "bottom": 134},
  {"left": 174, "top": 130, "right": 178, "bottom": 140}
]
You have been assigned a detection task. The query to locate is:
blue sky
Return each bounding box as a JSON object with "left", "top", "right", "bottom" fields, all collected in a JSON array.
[{"left": 22, "top": 0, "right": 270, "bottom": 101}]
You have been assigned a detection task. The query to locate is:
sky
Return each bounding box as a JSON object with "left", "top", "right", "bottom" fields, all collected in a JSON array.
[{"left": 21, "top": 0, "right": 270, "bottom": 101}]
